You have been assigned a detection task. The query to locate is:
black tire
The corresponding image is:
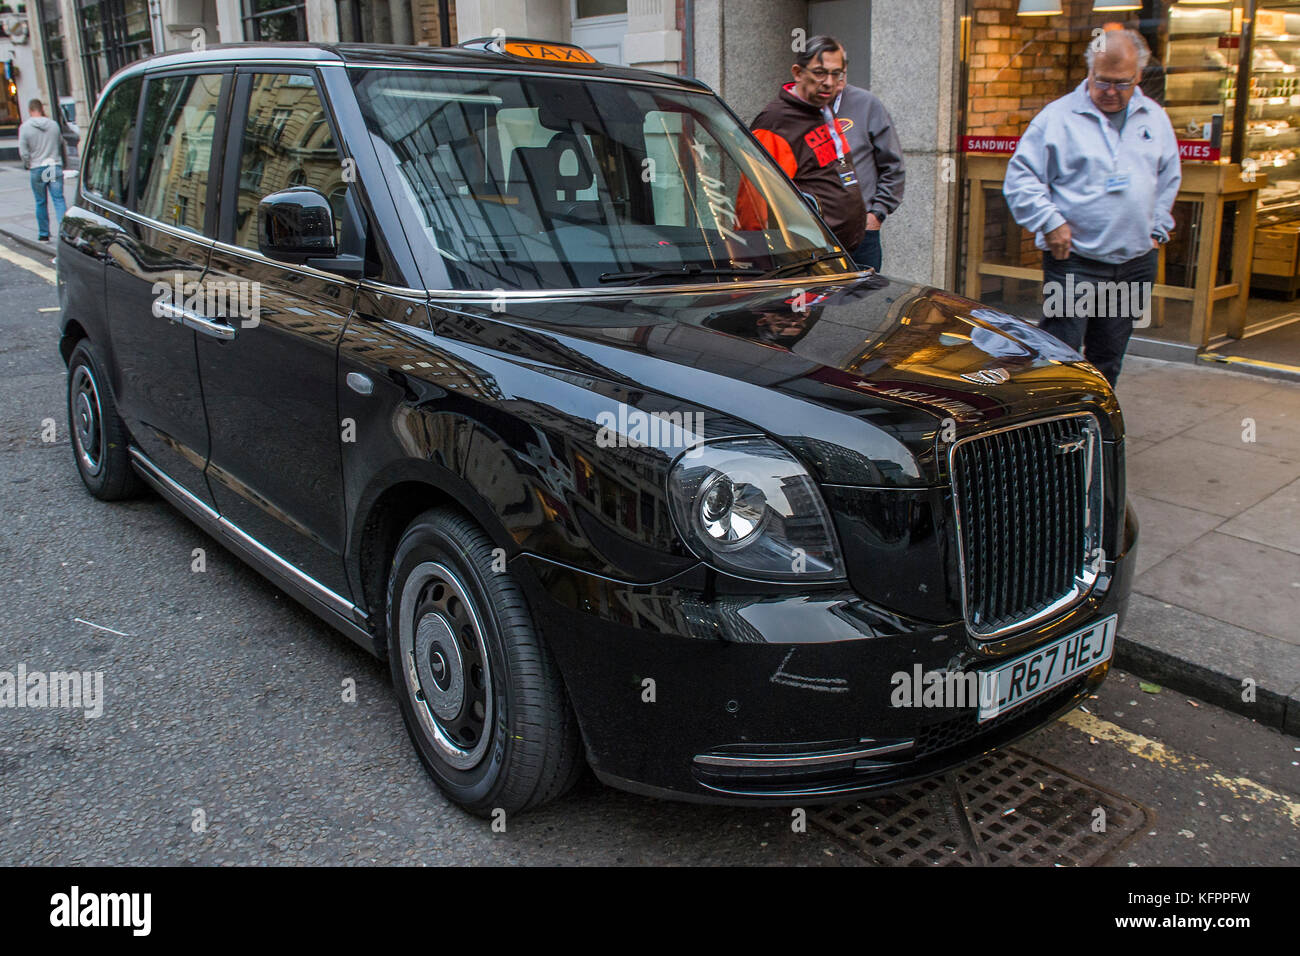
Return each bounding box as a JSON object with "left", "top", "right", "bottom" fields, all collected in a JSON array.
[
  {"left": 387, "top": 507, "right": 584, "bottom": 816},
  {"left": 66, "top": 339, "right": 144, "bottom": 501}
]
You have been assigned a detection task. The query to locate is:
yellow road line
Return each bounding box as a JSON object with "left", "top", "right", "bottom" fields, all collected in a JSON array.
[
  {"left": 0, "top": 241, "right": 55, "bottom": 284},
  {"left": 1199, "top": 352, "right": 1300, "bottom": 374},
  {"left": 1062, "top": 709, "right": 1300, "bottom": 826}
]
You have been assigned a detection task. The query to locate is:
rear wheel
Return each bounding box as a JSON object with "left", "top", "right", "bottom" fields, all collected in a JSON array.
[
  {"left": 387, "top": 508, "right": 584, "bottom": 815},
  {"left": 66, "top": 339, "right": 143, "bottom": 500}
]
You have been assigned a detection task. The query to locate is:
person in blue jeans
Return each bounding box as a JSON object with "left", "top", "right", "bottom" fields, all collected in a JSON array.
[{"left": 18, "top": 99, "right": 68, "bottom": 241}]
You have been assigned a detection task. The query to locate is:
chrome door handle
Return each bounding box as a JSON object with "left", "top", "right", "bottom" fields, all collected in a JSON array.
[{"left": 157, "top": 302, "right": 236, "bottom": 341}]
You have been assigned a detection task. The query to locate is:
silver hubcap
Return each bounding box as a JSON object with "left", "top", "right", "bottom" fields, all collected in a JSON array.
[
  {"left": 398, "top": 561, "right": 493, "bottom": 770},
  {"left": 71, "top": 364, "right": 104, "bottom": 477}
]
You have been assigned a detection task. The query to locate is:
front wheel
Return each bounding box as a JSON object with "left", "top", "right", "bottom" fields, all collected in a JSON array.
[{"left": 387, "top": 508, "right": 584, "bottom": 816}]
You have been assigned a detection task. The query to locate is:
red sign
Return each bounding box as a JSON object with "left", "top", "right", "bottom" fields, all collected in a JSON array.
[
  {"left": 1178, "top": 140, "right": 1220, "bottom": 161},
  {"left": 962, "top": 135, "right": 1219, "bottom": 163},
  {"left": 1218, "top": 36, "right": 1240, "bottom": 49},
  {"left": 962, "top": 135, "right": 1020, "bottom": 155}
]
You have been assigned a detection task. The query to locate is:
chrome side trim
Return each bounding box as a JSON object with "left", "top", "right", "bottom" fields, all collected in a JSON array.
[
  {"left": 128, "top": 448, "right": 369, "bottom": 634},
  {"left": 129, "top": 446, "right": 220, "bottom": 521},
  {"left": 215, "top": 516, "right": 362, "bottom": 623},
  {"left": 207, "top": 238, "right": 363, "bottom": 284},
  {"left": 82, "top": 196, "right": 217, "bottom": 249},
  {"left": 694, "top": 739, "right": 914, "bottom": 769},
  {"left": 947, "top": 412, "right": 1105, "bottom": 641}
]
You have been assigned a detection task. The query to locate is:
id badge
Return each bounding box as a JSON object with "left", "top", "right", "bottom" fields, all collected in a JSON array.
[
  {"left": 1105, "top": 172, "right": 1130, "bottom": 193},
  {"left": 838, "top": 162, "right": 859, "bottom": 188}
]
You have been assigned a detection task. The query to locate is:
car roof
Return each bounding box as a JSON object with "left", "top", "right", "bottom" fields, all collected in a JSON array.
[{"left": 110, "top": 39, "right": 711, "bottom": 92}]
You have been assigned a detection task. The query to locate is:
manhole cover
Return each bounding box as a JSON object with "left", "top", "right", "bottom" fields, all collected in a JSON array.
[
  {"left": 812, "top": 773, "right": 978, "bottom": 866},
  {"left": 810, "top": 749, "right": 1147, "bottom": 867}
]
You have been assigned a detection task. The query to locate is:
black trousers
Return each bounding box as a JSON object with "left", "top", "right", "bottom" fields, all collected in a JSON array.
[{"left": 1040, "top": 249, "right": 1158, "bottom": 385}]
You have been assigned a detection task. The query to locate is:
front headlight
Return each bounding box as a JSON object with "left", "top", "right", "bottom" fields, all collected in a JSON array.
[{"left": 667, "top": 437, "right": 845, "bottom": 582}]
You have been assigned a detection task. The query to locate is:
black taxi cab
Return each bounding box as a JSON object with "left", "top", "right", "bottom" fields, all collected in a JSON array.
[{"left": 56, "top": 38, "right": 1137, "bottom": 814}]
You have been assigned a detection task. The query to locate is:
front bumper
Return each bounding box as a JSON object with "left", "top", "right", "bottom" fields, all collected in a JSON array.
[{"left": 513, "top": 503, "right": 1137, "bottom": 805}]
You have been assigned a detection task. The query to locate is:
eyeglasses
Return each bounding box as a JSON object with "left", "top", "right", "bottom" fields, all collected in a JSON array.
[
  {"left": 1092, "top": 79, "right": 1136, "bottom": 92},
  {"left": 804, "top": 68, "right": 846, "bottom": 81}
]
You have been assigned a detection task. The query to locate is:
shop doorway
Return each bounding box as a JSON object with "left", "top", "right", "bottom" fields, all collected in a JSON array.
[{"left": 957, "top": 0, "right": 1300, "bottom": 377}]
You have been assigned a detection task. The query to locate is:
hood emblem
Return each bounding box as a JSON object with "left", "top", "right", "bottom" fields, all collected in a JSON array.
[{"left": 959, "top": 368, "right": 1011, "bottom": 385}]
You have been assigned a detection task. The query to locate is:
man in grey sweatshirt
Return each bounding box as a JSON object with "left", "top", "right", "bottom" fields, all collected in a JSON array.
[
  {"left": 18, "top": 99, "right": 67, "bottom": 241},
  {"left": 832, "top": 83, "right": 905, "bottom": 272}
]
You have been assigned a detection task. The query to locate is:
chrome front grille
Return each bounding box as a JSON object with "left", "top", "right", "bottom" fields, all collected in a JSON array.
[{"left": 949, "top": 414, "right": 1104, "bottom": 637}]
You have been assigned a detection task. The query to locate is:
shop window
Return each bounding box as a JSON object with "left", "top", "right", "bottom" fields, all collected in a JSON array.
[
  {"left": 0, "top": 61, "right": 18, "bottom": 137},
  {"left": 36, "top": 0, "right": 70, "bottom": 104},
  {"left": 76, "top": 0, "right": 154, "bottom": 100},
  {"left": 242, "top": 0, "right": 307, "bottom": 41}
]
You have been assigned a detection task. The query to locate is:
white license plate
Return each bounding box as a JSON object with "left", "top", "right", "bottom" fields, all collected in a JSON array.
[{"left": 977, "top": 615, "right": 1116, "bottom": 723}]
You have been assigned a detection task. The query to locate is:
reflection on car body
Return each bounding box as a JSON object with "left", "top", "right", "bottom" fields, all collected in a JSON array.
[{"left": 55, "top": 38, "right": 1136, "bottom": 815}]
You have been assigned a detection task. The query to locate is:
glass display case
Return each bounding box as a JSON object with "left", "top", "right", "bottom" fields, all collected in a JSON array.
[
  {"left": 1240, "top": 5, "right": 1300, "bottom": 294},
  {"left": 1166, "top": 2, "right": 1300, "bottom": 295},
  {"left": 1243, "top": 8, "right": 1300, "bottom": 212},
  {"left": 1163, "top": 3, "right": 1237, "bottom": 154}
]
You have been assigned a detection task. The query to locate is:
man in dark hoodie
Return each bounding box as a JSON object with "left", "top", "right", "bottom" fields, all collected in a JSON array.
[
  {"left": 747, "top": 36, "right": 866, "bottom": 255},
  {"left": 18, "top": 99, "right": 67, "bottom": 242}
]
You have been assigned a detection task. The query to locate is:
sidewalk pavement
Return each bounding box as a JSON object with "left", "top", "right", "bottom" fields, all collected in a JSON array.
[
  {"left": 1114, "top": 358, "right": 1300, "bottom": 735},
  {"left": 0, "top": 160, "right": 78, "bottom": 258},
  {"left": 0, "top": 161, "right": 1296, "bottom": 735}
]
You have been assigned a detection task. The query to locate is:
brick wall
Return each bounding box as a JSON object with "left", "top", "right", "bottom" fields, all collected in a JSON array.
[
  {"left": 966, "top": 0, "right": 1105, "bottom": 137},
  {"left": 968, "top": 0, "right": 1126, "bottom": 273}
]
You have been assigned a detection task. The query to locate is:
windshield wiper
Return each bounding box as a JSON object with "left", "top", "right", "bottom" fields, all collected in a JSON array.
[
  {"left": 598, "top": 264, "right": 764, "bottom": 285},
  {"left": 763, "top": 251, "right": 857, "bottom": 279}
]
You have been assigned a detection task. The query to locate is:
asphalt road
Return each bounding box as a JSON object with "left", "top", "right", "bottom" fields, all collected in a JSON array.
[{"left": 0, "top": 236, "right": 1296, "bottom": 866}]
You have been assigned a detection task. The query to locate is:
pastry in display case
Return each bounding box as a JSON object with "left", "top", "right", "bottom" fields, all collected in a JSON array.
[
  {"left": 1238, "top": 5, "right": 1300, "bottom": 294},
  {"left": 1164, "top": 2, "right": 1236, "bottom": 147}
]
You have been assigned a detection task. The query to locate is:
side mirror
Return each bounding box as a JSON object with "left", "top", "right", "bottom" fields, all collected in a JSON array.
[
  {"left": 258, "top": 187, "right": 338, "bottom": 262},
  {"left": 799, "top": 190, "right": 821, "bottom": 216}
]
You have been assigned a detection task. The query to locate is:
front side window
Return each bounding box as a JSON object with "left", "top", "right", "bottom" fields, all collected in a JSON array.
[
  {"left": 351, "top": 69, "right": 845, "bottom": 291},
  {"left": 81, "top": 74, "right": 142, "bottom": 205},
  {"left": 233, "top": 73, "right": 347, "bottom": 249},
  {"left": 135, "top": 73, "right": 223, "bottom": 235}
]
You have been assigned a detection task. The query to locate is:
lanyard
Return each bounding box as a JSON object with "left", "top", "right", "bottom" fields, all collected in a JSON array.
[{"left": 821, "top": 105, "right": 846, "bottom": 163}]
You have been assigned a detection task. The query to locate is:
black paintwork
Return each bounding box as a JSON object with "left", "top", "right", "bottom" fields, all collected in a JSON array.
[{"left": 56, "top": 42, "right": 1136, "bottom": 804}]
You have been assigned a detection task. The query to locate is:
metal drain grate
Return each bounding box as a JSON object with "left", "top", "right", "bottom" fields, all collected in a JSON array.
[
  {"left": 810, "top": 748, "right": 1147, "bottom": 867},
  {"left": 812, "top": 773, "right": 979, "bottom": 867}
]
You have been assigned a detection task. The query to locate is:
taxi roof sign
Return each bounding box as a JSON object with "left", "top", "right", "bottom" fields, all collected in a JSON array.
[{"left": 460, "top": 37, "right": 600, "bottom": 66}]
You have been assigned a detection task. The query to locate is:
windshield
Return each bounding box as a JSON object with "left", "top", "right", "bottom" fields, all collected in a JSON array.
[{"left": 350, "top": 68, "right": 850, "bottom": 291}]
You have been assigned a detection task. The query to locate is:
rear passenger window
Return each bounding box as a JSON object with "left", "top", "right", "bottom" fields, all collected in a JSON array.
[
  {"left": 82, "top": 75, "right": 142, "bottom": 205},
  {"left": 135, "top": 73, "right": 223, "bottom": 235},
  {"left": 234, "top": 73, "right": 347, "bottom": 249}
]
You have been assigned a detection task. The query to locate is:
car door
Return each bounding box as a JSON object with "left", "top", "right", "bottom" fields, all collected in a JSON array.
[
  {"left": 196, "top": 69, "right": 358, "bottom": 597},
  {"left": 101, "top": 68, "right": 230, "bottom": 504}
]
